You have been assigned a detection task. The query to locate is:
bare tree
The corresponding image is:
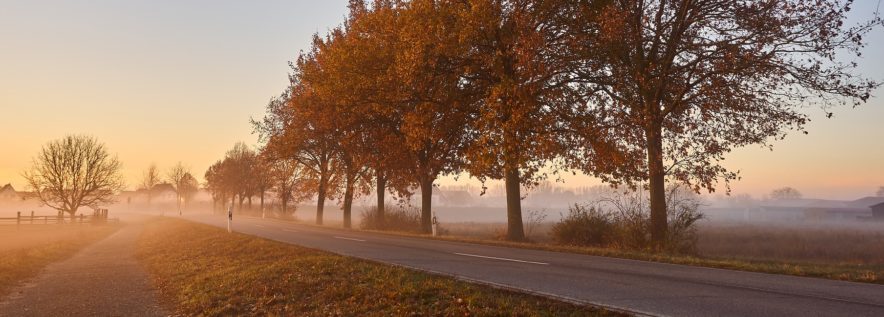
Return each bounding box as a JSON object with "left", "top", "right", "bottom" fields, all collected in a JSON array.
[
  {"left": 140, "top": 163, "right": 161, "bottom": 206},
  {"left": 22, "top": 135, "right": 124, "bottom": 221},
  {"left": 770, "top": 187, "right": 803, "bottom": 201},
  {"left": 167, "top": 162, "right": 191, "bottom": 215}
]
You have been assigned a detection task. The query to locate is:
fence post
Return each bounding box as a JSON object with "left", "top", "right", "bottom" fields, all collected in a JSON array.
[
  {"left": 30, "top": 211, "right": 34, "bottom": 224},
  {"left": 16, "top": 211, "right": 20, "bottom": 229}
]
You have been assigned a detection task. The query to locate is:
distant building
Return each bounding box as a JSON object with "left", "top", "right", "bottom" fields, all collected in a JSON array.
[
  {"left": 0, "top": 184, "right": 19, "bottom": 201},
  {"left": 131, "top": 183, "right": 178, "bottom": 202},
  {"left": 871, "top": 202, "right": 884, "bottom": 219},
  {"left": 849, "top": 196, "right": 884, "bottom": 209}
]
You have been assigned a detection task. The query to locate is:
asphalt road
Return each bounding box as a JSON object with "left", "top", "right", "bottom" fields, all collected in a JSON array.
[{"left": 183, "top": 213, "right": 884, "bottom": 317}]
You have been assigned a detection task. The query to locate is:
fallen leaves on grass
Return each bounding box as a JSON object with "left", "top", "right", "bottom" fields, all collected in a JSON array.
[{"left": 137, "top": 219, "right": 616, "bottom": 316}]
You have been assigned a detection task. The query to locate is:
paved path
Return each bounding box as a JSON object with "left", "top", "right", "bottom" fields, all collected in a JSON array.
[
  {"left": 0, "top": 222, "right": 167, "bottom": 317},
  {"left": 184, "top": 213, "right": 884, "bottom": 317}
]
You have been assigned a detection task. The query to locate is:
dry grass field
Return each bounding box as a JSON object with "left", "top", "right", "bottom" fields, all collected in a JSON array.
[
  {"left": 697, "top": 223, "right": 884, "bottom": 265},
  {"left": 442, "top": 221, "right": 884, "bottom": 265},
  {"left": 0, "top": 224, "right": 119, "bottom": 296}
]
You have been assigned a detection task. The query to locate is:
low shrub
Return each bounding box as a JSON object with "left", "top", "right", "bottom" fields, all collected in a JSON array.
[
  {"left": 360, "top": 204, "right": 423, "bottom": 233},
  {"left": 551, "top": 205, "right": 615, "bottom": 247},
  {"left": 552, "top": 185, "right": 704, "bottom": 254}
]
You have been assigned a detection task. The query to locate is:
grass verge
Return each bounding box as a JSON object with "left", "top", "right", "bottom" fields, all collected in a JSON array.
[
  {"left": 137, "top": 218, "right": 618, "bottom": 316},
  {"left": 0, "top": 224, "right": 120, "bottom": 296}
]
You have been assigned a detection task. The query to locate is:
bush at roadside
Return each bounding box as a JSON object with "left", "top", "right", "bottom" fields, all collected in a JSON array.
[
  {"left": 552, "top": 185, "right": 703, "bottom": 254},
  {"left": 360, "top": 204, "right": 423, "bottom": 233}
]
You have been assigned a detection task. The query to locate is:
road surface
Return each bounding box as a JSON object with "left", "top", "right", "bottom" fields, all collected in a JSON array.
[{"left": 183, "top": 213, "right": 884, "bottom": 317}]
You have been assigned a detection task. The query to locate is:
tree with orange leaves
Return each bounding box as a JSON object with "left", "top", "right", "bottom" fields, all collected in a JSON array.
[
  {"left": 460, "top": 0, "right": 582, "bottom": 241},
  {"left": 568, "top": 0, "right": 881, "bottom": 247}
]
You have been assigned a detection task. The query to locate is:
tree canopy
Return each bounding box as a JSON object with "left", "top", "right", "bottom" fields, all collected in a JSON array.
[{"left": 247, "top": 0, "right": 880, "bottom": 244}]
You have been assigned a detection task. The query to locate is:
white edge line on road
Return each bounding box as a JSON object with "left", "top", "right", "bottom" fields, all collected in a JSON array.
[
  {"left": 453, "top": 252, "right": 549, "bottom": 266},
  {"left": 282, "top": 229, "right": 299, "bottom": 233},
  {"left": 253, "top": 224, "right": 265, "bottom": 228},
  {"left": 334, "top": 236, "right": 366, "bottom": 242}
]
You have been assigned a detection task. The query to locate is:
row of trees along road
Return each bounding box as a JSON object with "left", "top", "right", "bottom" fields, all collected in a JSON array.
[
  {"left": 139, "top": 162, "right": 200, "bottom": 211},
  {"left": 204, "top": 142, "right": 302, "bottom": 213},
  {"left": 247, "top": 0, "right": 880, "bottom": 244}
]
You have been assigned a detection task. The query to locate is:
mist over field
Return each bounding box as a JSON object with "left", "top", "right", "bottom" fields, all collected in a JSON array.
[{"left": 4, "top": 181, "right": 883, "bottom": 226}]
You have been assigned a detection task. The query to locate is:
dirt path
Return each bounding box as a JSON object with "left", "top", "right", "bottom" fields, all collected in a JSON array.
[{"left": 0, "top": 222, "right": 168, "bottom": 317}]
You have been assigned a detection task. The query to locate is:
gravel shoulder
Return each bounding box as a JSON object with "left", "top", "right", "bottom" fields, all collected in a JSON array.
[{"left": 0, "top": 222, "right": 167, "bottom": 317}]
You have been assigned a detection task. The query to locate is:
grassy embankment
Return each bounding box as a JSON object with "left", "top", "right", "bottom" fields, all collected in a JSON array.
[
  {"left": 137, "top": 218, "right": 618, "bottom": 316},
  {"left": 0, "top": 224, "right": 120, "bottom": 296}
]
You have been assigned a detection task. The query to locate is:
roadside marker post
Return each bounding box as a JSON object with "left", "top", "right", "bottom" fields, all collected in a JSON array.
[
  {"left": 227, "top": 205, "right": 233, "bottom": 233},
  {"left": 431, "top": 214, "right": 438, "bottom": 237}
]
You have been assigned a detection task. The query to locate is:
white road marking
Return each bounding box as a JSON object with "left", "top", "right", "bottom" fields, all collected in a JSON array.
[
  {"left": 282, "top": 229, "right": 299, "bottom": 233},
  {"left": 253, "top": 224, "right": 266, "bottom": 228},
  {"left": 453, "top": 252, "right": 549, "bottom": 265},
  {"left": 334, "top": 236, "right": 366, "bottom": 242}
]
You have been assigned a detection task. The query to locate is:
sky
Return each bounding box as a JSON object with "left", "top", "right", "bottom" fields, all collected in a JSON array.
[{"left": 0, "top": 1, "right": 882, "bottom": 200}]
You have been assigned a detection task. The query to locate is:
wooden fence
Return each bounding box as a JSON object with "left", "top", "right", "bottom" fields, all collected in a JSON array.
[{"left": 0, "top": 210, "right": 118, "bottom": 227}]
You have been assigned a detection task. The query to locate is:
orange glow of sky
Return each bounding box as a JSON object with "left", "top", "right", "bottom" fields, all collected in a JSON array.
[{"left": 1, "top": 1, "right": 882, "bottom": 200}]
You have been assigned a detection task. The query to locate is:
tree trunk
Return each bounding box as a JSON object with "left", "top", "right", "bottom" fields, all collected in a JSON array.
[
  {"left": 420, "top": 177, "right": 433, "bottom": 234},
  {"left": 505, "top": 165, "right": 525, "bottom": 241},
  {"left": 376, "top": 173, "right": 386, "bottom": 229},
  {"left": 316, "top": 176, "right": 327, "bottom": 225},
  {"left": 248, "top": 196, "right": 253, "bottom": 210},
  {"left": 343, "top": 182, "right": 354, "bottom": 229},
  {"left": 646, "top": 122, "right": 668, "bottom": 247}
]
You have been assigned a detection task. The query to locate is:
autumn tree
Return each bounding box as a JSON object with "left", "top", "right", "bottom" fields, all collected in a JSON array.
[
  {"left": 226, "top": 142, "right": 261, "bottom": 210},
  {"left": 295, "top": 19, "right": 373, "bottom": 229},
  {"left": 266, "top": 154, "right": 312, "bottom": 215},
  {"left": 140, "top": 163, "right": 161, "bottom": 206},
  {"left": 22, "top": 135, "right": 124, "bottom": 220},
  {"left": 253, "top": 152, "right": 274, "bottom": 212},
  {"left": 327, "top": 0, "right": 412, "bottom": 229},
  {"left": 381, "top": 0, "right": 483, "bottom": 233},
  {"left": 255, "top": 83, "right": 339, "bottom": 225},
  {"left": 205, "top": 159, "right": 233, "bottom": 212},
  {"left": 167, "top": 162, "right": 192, "bottom": 215},
  {"left": 569, "top": 0, "right": 881, "bottom": 246},
  {"left": 460, "top": 0, "right": 580, "bottom": 241}
]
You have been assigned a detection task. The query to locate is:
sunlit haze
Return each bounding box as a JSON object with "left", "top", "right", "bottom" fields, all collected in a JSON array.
[{"left": 1, "top": 0, "right": 882, "bottom": 200}]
